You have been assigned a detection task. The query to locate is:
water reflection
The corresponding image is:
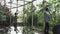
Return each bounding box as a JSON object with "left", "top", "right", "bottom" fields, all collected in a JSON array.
[
  {"left": 35, "top": 32, "right": 39, "bottom": 34},
  {"left": 11, "top": 26, "right": 23, "bottom": 34},
  {"left": 9, "top": 26, "right": 39, "bottom": 34}
]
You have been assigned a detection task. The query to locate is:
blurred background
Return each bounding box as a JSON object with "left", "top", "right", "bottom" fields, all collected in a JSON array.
[{"left": 0, "top": 0, "right": 60, "bottom": 34}]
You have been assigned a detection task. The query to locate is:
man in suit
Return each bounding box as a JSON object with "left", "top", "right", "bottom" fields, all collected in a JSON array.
[{"left": 44, "top": 7, "right": 50, "bottom": 34}]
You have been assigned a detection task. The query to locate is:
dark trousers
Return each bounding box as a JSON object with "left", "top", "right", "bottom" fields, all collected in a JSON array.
[
  {"left": 44, "top": 22, "right": 49, "bottom": 34},
  {"left": 14, "top": 23, "right": 17, "bottom": 31}
]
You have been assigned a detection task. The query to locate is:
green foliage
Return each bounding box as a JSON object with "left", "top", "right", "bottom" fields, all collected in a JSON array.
[{"left": 27, "top": 13, "right": 38, "bottom": 26}]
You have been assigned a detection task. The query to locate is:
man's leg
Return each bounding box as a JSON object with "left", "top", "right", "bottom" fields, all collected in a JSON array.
[{"left": 44, "top": 22, "right": 49, "bottom": 34}]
